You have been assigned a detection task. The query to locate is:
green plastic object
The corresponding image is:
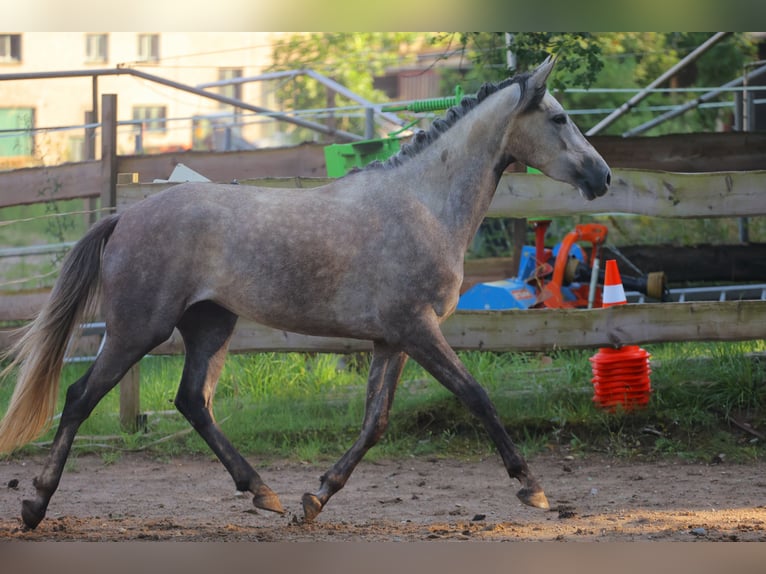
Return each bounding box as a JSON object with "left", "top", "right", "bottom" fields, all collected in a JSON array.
[
  {"left": 324, "top": 86, "right": 465, "bottom": 177},
  {"left": 382, "top": 85, "right": 464, "bottom": 113},
  {"left": 525, "top": 166, "right": 546, "bottom": 222},
  {"left": 324, "top": 137, "right": 402, "bottom": 177}
]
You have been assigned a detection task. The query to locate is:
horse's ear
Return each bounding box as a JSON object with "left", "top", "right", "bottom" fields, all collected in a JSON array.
[
  {"left": 530, "top": 55, "right": 556, "bottom": 88},
  {"left": 519, "top": 56, "right": 556, "bottom": 111}
]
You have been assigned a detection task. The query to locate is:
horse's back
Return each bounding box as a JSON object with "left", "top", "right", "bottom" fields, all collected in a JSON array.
[{"left": 100, "top": 181, "right": 385, "bottom": 337}]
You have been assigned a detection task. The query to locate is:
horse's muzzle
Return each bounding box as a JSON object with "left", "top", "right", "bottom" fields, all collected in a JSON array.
[{"left": 579, "top": 162, "right": 611, "bottom": 201}]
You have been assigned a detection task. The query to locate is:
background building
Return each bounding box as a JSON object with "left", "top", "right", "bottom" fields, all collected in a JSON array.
[{"left": 0, "top": 32, "right": 289, "bottom": 168}]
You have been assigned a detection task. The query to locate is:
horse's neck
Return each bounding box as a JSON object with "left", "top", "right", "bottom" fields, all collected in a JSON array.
[{"left": 403, "top": 98, "right": 517, "bottom": 250}]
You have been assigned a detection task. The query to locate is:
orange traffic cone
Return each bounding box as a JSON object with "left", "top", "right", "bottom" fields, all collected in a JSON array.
[
  {"left": 601, "top": 259, "right": 627, "bottom": 308},
  {"left": 591, "top": 260, "right": 652, "bottom": 411}
]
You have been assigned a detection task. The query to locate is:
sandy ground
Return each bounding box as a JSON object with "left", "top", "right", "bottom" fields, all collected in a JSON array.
[{"left": 2, "top": 451, "right": 765, "bottom": 542}]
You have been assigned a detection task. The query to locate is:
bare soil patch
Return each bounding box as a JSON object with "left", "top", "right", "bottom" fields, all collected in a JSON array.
[{"left": 2, "top": 452, "right": 765, "bottom": 541}]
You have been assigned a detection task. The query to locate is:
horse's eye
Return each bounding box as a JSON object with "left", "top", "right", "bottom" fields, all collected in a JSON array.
[{"left": 552, "top": 114, "right": 568, "bottom": 125}]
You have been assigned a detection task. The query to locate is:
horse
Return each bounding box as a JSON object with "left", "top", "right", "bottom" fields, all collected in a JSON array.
[{"left": 0, "top": 57, "right": 610, "bottom": 530}]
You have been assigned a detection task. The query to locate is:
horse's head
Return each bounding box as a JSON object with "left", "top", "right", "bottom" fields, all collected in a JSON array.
[{"left": 509, "top": 57, "right": 611, "bottom": 200}]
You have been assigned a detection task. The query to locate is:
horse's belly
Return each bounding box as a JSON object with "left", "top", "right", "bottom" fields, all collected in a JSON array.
[{"left": 212, "top": 283, "right": 383, "bottom": 341}]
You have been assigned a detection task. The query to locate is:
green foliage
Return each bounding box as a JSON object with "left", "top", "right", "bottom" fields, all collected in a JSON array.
[
  {"left": 558, "top": 32, "right": 758, "bottom": 135},
  {"left": 265, "top": 31, "right": 758, "bottom": 144},
  {"left": 267, "top": 33, "right": 423, "bottom": 142},
  {"left": 432, "top": 32, "right": 603, "bottom": 97}
]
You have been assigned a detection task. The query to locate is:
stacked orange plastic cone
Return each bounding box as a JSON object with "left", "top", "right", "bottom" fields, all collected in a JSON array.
[{"left": 590, "top": 260, "right": 652, "bottom": 411}]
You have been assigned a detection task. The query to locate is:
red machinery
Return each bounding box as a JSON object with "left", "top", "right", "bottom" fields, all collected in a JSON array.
[{"left": 522, "top": 220, "right": 666, "bottom": 309}]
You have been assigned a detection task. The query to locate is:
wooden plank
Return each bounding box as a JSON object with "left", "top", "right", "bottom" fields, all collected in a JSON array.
[
  {"left": 3, "top": 163, "right": 766, "bottom": 219},
  {"left": 440, "top": 301, "right": 766, "bottom": 351},
  {"left": 115, "top": 134, "right": 766, "bottom": 178},
  {"left": 0, "top": 161, "right": 101, "bottom": 208},
  {"left": 0, "top": 290, "right": 49, "bottom": 321},
  {"left": 113, "top": 169, "right": 766, "bottom": 220},
  {"left": 147, "top": 301, "right": 766, "bottom": 355},
  {"left": 2, "top": 131, "right": 765, "bottom": 210},
  {"left": 114, "top": 178, "right": 333, "bottom": 212},
  {"left": 3, "top": 301, "right": 763, "bottom": 356},
  {"left": 100, "top": 94, "right": 118, "bottom": 215},
  {"left": 492, "top": 169, "right": 766, "bottom": 218},
  {"left": 116, "top": 143, "right": 328, "bottom": 183},
  {"left": 151, "top": 325, "right": 371, "bottom": 355},
  {"left": 591, "top": 132, "right": 766, "bottom": 172}
]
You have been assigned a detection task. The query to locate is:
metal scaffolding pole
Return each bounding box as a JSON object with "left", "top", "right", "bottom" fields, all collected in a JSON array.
[
  {"left": 0, "top": 67, "right": 363, "bottom": 142},
  {"left": 623, "top": 62, "right": 766, "bottom": 137},
  {"left": 586, "top": 32, "right": 731, "bottom": 136}
]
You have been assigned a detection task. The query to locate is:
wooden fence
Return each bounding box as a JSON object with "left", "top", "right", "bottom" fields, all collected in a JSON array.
[{"left": 1, "top": 96, "right": 765, "bottom": 429}]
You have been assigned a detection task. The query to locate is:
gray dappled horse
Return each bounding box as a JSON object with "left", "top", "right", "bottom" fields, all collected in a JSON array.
[{"left": 0, "top": 57, "right": 610, "bottom": 529}]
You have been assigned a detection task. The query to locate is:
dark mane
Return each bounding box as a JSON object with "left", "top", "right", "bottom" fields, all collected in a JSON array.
[{"left": 353, "top": 71, "right": 534, "bottom": 174}]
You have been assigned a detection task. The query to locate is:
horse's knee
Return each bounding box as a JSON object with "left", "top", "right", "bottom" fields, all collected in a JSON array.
[
  {"left": 174, "top": 393, "right": 205, "bottom": 421},
  {"left": 59, "top": 378, "right": 98, "bottom": 425}
]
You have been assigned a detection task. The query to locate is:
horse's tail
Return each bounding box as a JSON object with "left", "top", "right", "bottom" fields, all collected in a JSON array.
[{"left": 0, "top": 214, "right": 120, "bottom": 454}]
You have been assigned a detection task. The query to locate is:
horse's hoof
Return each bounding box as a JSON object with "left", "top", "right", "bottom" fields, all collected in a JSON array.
[
  {"left": 252, "top": 485, "right": 285, "bottom": 514},
  {"left": 301, "top": 492, "right": 322, "bottom": 522},
  {"left": 20, "top": 498, "right": 45, "bottom": 530},
  {"left": 517, "top": 486, "right": 550, "bottom": 510}
]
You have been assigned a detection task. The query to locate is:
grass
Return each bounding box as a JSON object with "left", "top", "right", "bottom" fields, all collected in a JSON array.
[{"left": 1, "top": 341, "right": 764, "bottom": 466}]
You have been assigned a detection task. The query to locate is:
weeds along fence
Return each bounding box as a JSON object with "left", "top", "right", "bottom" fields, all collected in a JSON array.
[{"left": 1, "top": 99, "right": 766, "bottom": 428}]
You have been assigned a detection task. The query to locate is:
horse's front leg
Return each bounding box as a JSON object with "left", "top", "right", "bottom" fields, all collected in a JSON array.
[
  {"left": 403, "top": 315, "right": 550, "bottom": 510},
  {"left": 302, "top": 342, "right": 407, "bottom": 521}
]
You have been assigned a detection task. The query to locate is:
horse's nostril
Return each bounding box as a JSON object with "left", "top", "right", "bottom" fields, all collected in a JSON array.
[{"left": 605, "top": 171, "right": 612, "bottom": 186}]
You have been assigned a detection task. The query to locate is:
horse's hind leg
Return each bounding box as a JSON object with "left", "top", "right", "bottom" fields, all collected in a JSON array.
[
  {"left": 174, "top": 301, "right": 283, "bottom": 515},
  {"left": 402, "top": 315, "right": 549, "bottom": 511},
  {"left": 302, "top": 341, "right": 407, "bottom": 521},
  {"left": 21, "top": 339, "right": 160, "bottom": 530}
]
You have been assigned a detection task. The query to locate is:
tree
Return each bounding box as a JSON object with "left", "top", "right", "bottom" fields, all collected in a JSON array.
[
  {"left": 267, "top": 33, "right": 425, "bottom": 143},
  {"left": 437, "top": 33, "right": 758, "bottom": 135},
  {"left": 433, "top": 32, "right": 604, "bottom": 94},
  {"left": 557, "top": 32, "right": 758, "bottom": 135}
]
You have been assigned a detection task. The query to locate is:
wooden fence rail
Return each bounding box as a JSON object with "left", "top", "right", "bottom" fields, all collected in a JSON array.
[
  {"left": 115, "top": 168, "right": 766, "bottom": 219},
  {"left": 2, "top": 131, "right": 766, "bottom": 210},
  {"left": 149, "top": 301, "right": 766, "bottom": 355}
]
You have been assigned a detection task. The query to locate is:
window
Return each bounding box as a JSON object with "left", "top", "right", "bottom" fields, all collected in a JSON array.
[
  {"left": 137, "top": 34, "right": 159, "bottom": 63},
  {"left": 218, "top": 68, "right": 243, "bottom": 106},
  {"left": 0, "top": 34, "right": 22, "bottom": 63},
  {"left": 85, "top": 34, "right": 108, "bottom": 63},
  {"left": 133, "top": 106, "right": 167, "bottom": 134}
]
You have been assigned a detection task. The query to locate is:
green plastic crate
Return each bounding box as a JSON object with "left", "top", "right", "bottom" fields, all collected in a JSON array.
[{"left": 324, "top": 137, "right": 402, "bottom": 177}]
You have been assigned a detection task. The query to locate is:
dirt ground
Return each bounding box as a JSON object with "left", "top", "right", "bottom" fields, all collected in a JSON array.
[{"left": 1, "top": 451, "right": 765, "bottom": 542}]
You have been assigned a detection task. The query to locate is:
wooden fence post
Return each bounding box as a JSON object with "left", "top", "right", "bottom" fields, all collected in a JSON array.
[
  {"left": 119, "top": 362, "right": 142, "bottom": 433},
  {"left": 84, "top": 110, "right": 98, "bottom": 226},
  {"left": 100, "top": 94, "right": 118, "bottom": 215},
  {"left": 103, "top": 96, "right": 142, "bottom": 432},
  {"left": 116, "top": 172, "right": 142, "bottom": 433}
]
